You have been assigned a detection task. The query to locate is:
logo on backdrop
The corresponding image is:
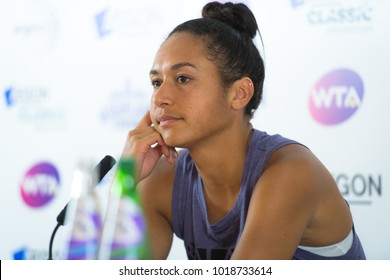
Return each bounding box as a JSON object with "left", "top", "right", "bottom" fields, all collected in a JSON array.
[
  {"left": 13, "top": 246, "right": 60, "bottom": 260},
  {"left": 100, "top": 80, "right": 149, "bottom": 129},
  {"left": 3, "top": 85, "right": 66, "bottom": 130},
  {"left": 1, "top": 0, "right": 59, "bottom": 58},
  {"left": 290, "top": 0, "right": 377, "bottom": 30},
  {"left": 20, "top": 161, "right": 61, "bottom": 208},
  {"left": 4, "top": 86, "right": 48, "bottom": 107},
  {"left": 95, "top": 4, "right": 164, "bottom": 39},
  {"left": 290, "top": 0, "right": 305, "bottom": 8},
  {"left": 334, "top": 173, "right": 382, "bottom": 205},
  {"left": 308, "top": 68, "right": 364, "bottom": 125}
]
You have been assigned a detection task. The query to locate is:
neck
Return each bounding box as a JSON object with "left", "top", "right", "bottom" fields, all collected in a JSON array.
[{"left": 188, "top": 122, "right": 253, "bottom": 192}]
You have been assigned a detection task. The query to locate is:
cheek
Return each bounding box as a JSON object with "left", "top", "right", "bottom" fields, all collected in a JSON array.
[
  {"left": 194, "top": 101, "right": 220, "bottom": 124},
  {"left": 149, "top": 104, "right": 159, "bottom": 125}
]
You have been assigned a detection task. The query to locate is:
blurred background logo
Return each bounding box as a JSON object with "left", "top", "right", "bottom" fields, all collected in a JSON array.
[
  {"left": 309, "top": 68, "right": 364, "bottom": 125},
  {"left": 20, "top": 161, "right": 61, "bottom": 208}
]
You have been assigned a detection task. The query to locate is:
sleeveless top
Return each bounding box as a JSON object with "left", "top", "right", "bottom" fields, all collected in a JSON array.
[{"left": 171, "top": 129, "right": 366, "bottom": 260}]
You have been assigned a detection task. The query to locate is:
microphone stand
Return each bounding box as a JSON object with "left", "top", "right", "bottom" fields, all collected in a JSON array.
[
  {"left": 48, "top": 223, "right": 61, "bottom": 260},
  {"left": 47, "top": 155, "right": 116, "bottom": 260}
]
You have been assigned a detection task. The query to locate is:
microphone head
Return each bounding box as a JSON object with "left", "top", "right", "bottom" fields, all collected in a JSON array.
[
  {"left": 56, "top": 204, "right": 68, "bottom": 226},
  {"left": 56, "top": 155, "right": 116, "bottom": 226},
  {"left": 94, "top": 155, "right": 116, "bottom": 182}
]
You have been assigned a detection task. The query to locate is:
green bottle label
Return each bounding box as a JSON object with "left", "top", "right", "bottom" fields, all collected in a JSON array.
[{"left": 108, "top": 197, "right": 150, "bottom": 260}]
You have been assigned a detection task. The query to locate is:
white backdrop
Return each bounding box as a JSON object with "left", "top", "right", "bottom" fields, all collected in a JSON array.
[{"left": 0, "top": 0, "right": 389, "bottom": 260}]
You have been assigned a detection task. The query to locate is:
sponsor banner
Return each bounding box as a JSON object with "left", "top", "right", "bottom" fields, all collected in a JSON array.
[{"left": 0, "top": 0, "right": 389, "bottom": 260}]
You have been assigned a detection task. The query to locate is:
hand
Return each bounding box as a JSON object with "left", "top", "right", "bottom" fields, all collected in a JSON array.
[{"left": 121, "top": 111, "right": 177, "bottom": 181}]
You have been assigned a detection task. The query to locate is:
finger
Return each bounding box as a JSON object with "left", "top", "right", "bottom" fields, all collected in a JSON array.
[
  {"left": 139, "top": 130, "right": 170, "bottom": 158},
  {"left": 135, "top": 111, "right": 152, "bottom": 128},
  {"left": 158, "top": 141, "right": 171, "bottom": 158},
  {"left": 165, "top": 147, "right": 178, "bottom": 164}
]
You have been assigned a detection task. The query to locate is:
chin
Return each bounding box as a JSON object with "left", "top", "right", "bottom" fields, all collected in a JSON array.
[
  {"left": 162, "top": 132, "right": 189, "bottom": 149},
  {"left": 161, "top": 131, "right": 178, "bottom": 147}
]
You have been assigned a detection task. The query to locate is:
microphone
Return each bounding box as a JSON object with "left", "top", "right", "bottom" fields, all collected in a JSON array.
[
  {"left": 56, "top": 155, "right": 116, "bottom": 225},
  {"left": 47, "top": 155, "right": 116, "bottom": 260}
]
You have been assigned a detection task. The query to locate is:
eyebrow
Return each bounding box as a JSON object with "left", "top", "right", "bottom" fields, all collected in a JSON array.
[{"left": 149, "top": 62, "right": 198, "bottom": 75}]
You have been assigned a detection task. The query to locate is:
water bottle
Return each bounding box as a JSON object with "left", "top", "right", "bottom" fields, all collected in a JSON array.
[
  {"left": 62, "top": 159, "right": 102, "bottom": 260},
  {"left": 98, "top": 157, "right": 151, "bottom": 260}
]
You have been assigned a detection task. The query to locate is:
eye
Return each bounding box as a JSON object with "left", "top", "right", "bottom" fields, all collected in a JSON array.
[
  {"left": 177, "top": 75, "right": 191, "bottom": 84},
  {"left": 151, "top": 79, "right": 162, "bottom": 89}
]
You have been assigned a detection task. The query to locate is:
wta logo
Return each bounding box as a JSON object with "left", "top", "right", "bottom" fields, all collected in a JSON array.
[
  {"left": 20, "top": 162, "right": 61, "bottom": 208},
  {"left": 309, "top": 69, "right": 364, "bottom": 125}
]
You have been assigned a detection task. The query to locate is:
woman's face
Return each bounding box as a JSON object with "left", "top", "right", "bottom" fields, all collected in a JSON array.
[{"left": 149, "top": 32, "right": 235, "bottom": 149}]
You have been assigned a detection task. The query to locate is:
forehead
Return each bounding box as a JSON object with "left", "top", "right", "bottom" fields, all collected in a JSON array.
[{"left": 152, "top": 32, "right": 209, "bottom": 70}]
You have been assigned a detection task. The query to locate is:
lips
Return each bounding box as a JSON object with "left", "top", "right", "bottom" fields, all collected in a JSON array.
[{"left": 156, "top": 114, "right": 181, "bottom": 127}]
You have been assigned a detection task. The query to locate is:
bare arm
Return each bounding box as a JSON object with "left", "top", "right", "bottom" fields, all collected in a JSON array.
[
  {"left": 231, "top": 144, "right": 350, "bottom": 259},
  {"left": 121, "top": 111, "right": 177, "bottom": 259},
  {"left": 137, "top": 159, "right": 175, "bottom": 259}
]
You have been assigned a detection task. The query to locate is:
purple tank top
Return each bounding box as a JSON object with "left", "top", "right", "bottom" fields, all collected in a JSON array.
[{"left": 172, "top": 129, "right": 366, "bottom": 260}]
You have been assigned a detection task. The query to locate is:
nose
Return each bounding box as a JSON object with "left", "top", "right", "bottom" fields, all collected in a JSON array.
[{"left": 152, "top": 81, "right": 174, "bottom": 108}]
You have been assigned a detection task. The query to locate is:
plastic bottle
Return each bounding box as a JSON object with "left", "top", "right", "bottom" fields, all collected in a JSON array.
[
  {"left": 62, "top": 160, "right": 102, "bottom": 260},
  {"left": 98, "top": 158, "right": 151, "bottom": 260}
]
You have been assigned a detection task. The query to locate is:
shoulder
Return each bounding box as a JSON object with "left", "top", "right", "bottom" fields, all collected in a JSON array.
[
  {"left": 261, "top": 144, "right": 327, "bottom": 194},
  {"left": 249, "top": 143, "right": 334, "bottom": 222},
  {"left": 249, "top": 143, "right": 332, "bottom": 222},
  {"left": 266, "top": 144, "right": 327, "bottom": 181},
  {"left": 232, "top": 144, "right": 335, "bottom": 258}
]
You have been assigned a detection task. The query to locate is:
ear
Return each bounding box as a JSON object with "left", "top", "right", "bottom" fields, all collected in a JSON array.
[{"left": 230, "top": 77, "right": 254, "bottom": 111}]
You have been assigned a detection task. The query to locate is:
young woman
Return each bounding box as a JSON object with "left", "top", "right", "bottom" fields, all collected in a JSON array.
[{"left": 121, "top": 1, "right": 366, "bottom": 260}]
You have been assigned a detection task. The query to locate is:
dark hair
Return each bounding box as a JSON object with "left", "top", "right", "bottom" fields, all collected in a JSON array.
[{"left": 168, "top": 1, "right": 265, "bottom": 118}]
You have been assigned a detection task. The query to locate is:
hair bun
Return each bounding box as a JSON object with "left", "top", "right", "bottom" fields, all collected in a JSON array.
[{"left": 202, "top": 1, "right": 258, "bottom": 39}]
